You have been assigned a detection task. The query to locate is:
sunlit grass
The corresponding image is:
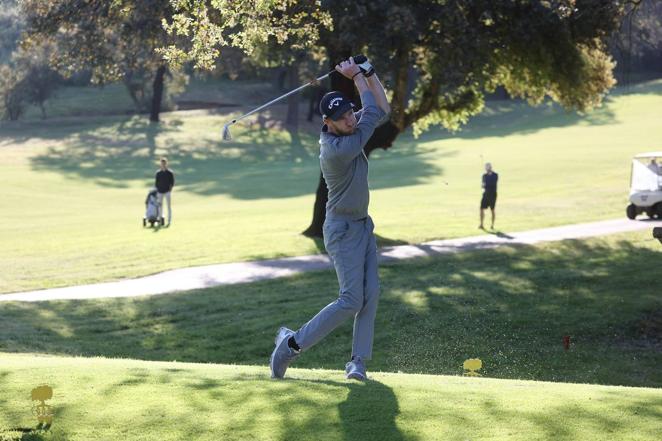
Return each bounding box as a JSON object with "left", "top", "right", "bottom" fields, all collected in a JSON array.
[
  {"left": 1, "top": 80, "right": 661, "bottom": 292},
  {"left": 2, "top": 231, "right": 660, "bottom": 388},
  {"left": 0, "top": 353, "right": 660, "bottom": 441}
]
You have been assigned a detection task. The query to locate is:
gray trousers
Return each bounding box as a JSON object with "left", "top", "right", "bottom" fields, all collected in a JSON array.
[
  {"left": 156, "top": 191, "right": 172, "bottom": 224},
  {"left": 294, "top": 216, "right": 380, "bottom": 360}
]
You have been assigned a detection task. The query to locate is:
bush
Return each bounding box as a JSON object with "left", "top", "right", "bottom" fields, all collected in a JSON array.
[
  {"left": 0, "top": 64, "right": 28, "bottom": 121},
  {"left": 0, "top": 43, "right": 62, "bottom": 120}
]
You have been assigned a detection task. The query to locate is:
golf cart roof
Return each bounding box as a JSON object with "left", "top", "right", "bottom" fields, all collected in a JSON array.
[{"left": 634, "top": 151, "right": 662, "bottom": 159}]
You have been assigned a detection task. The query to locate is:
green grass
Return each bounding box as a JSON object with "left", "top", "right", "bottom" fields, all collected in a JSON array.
[
  {"left": 2, "top": 232, "right": 660, "bottom": 388},
  {"left": 21, "top": 83, "right": 137, "bottom": 120},
  {"left": 2, "top": 80, "right": 662, "bottom": 292},
  {"left": 19, "top": 77, "right": 278, "bottom": 120},
  {"left": 0, "top": 353, "right": 660, "bottom": 441}
]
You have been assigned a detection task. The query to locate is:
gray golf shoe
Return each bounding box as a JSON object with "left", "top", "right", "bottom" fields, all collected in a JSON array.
[
  {"left": 270, "top": 327, "right": 300, "bottom": 379},
  {"left": 345, "top": 356, "right": 367, "bottom": 381}
]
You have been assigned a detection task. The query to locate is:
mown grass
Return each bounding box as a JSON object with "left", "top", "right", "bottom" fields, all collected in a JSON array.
[
  {"left": 1, "top": 80, "right": 662, "bottom": 292},
  {"left": 19, "top": 77, "right": 277, "bottom": 120},
  {"left": 1, "top": 231, "right": 660, "bottom": 388},
  {"left": 0, "top": 353, "right": 660, "bottom": 441}
]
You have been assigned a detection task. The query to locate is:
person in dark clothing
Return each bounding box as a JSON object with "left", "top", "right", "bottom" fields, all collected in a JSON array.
[
  {"left": 480, "top": 162, "right": 498, "bottom": 230},
  {"left": 155, "top": 157, "right": 175, "bottom": 225}
]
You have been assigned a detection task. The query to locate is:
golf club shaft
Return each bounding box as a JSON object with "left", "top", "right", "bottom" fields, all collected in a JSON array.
[{"left": 230, "top": 71, "right": 333, "bottom": 125}]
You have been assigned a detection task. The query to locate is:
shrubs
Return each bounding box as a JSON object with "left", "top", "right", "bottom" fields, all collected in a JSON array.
[
  {"left": 0, "top": 45, "right": 61, "bottom": 120},
  {"left": 0, "top": 64, "right": 29, "bottom": 120}
]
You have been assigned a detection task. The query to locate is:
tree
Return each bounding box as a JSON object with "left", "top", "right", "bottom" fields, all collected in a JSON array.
[
  {"left": 20, "top": 0, "right": 183, "bottom": 122},
  {"left": 14, "top": 43, "right": 62, "bottom": 119},
  {"left": 166, "top": 0, "right": 629, "bottom": 237},
  {"left": 0, "top": 64, "right": 28, "bottom": 120},
  {"left": 610, "top": 0, "right": 662, "bottom": 82},
  {"left": 159, "top": 1, "right": 331, "bottom": 70},
  {"left": 302, "top": 0, "right": 626, "bottom": 236},
  {"left": 161, "top": 1, "right": 332, "bottom": 130},
  {"left": 249, "top": 44, "right": 327, "bottom": 131},
  {"left": 21, "top": 0, "right": 331, "bottom": 122},
  {"left": 0, "top": 41, "right": 61, "bottom": 121}
]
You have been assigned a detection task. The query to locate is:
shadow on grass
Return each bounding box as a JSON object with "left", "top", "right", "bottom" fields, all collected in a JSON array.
[
  {"left": 0, "top": 238, "right": 661, "bottom": 388},
  {"left": 183, "top": 375, "right": 409, "bottom": 441},
  {"left": 9, "top": 80, "right": 660, "bottom": 200},
  {"left": 5, "top": 366, "right": 658, "bottom": 440},
  {"left": 18, "top": 115, "right": 442, "bottom": 199},
  {"left": 337, "top": 380, "right": 408, "bottom": 441}
]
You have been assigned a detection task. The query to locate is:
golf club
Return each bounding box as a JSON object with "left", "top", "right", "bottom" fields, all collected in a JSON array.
[{"left": 221, "top": 55, "right": 371, "bottom": 141}]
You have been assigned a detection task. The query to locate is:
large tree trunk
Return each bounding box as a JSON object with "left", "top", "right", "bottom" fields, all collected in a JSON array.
[
  {"left": 285, "top": 63, "right": 299, "bottom": 128},
  {"left": 302, "top": 49, "right": 400, "bottom": 238},
  {"left": 150, "top": 64, "right": 167, "bottom": 123}
]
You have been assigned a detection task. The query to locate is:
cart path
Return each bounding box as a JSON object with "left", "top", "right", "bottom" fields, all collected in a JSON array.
[{"left": 2, "top": 218, "right": 660, "bottom": 302}]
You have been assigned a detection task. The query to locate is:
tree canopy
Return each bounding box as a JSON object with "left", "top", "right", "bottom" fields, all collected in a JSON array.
[
  {"left": 20, "top": 0, "right": 331, "bottom": 121},
  {"left": 160, "top": 0, "right": 331, "bottom": 70},
  {"left": 173, "top": 0, "right": 625, "bottom": 136}
]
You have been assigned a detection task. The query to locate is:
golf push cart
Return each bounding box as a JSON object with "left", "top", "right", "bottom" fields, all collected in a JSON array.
[
  {"left": 143, "top": 188, "right": 165, "bottom": 227},
  {"left": 626, "top": 152, "right": 662, "bottom": 220}
]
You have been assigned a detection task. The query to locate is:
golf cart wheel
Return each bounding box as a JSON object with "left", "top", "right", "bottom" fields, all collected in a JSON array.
[
  {"left": 160, "top": 217, "right": 165, "bottom": 226},
  {"left": 656, "top": 203, "right": 662, "bottom": 219},
  {"left": 626, "top": 204, "right": 637, "bottom": 220},
  {"left": 142, "top": 218, "right": 146, "bottom": 227}
]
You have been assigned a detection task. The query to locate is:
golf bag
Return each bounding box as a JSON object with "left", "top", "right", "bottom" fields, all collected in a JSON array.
[{"left": 143, "top": 188, "right": 164, "bottom": 227}]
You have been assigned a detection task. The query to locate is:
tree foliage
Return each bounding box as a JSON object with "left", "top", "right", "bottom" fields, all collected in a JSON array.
[
  {"left": 21, "top": 0, "right": 172, "bottom": 82},
  {"left": 322, "top": 0, "right": 624, "bottom": 136},
  {"left": 169, "top": 0, "right": 626, "bottom": 136},
  {"left": 0, "top": 64, "right": 28, "bottom": 120},
  {"left": 13, "top": 42, "right": 62, "bottom": 118},
  {"left": 160, "top": 0, "right": 332, "bottom": 70},
  {"left": 164, "top": 0, "right": 631, "bottom": 237},
  {"left": 20, "top": 0, "right": 330, "bottom": 120},
  {"left": 20, "top": 0, "right": 186, "bottom": 120},
  {"left": 610, "top": 0, "right": 662, "bottom": 77},
  {"left": 0, "top": 52, "right": 60, "bottom": 121}
]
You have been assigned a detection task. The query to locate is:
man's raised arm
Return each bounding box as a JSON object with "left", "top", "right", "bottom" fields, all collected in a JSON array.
[{"left": 366, "top": 74, "right": 390, "bottom": 116}]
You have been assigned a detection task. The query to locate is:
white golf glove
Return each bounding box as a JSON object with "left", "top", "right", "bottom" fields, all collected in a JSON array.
[{"left": 353, "top": 55, "right": 376, "bottom": 77}]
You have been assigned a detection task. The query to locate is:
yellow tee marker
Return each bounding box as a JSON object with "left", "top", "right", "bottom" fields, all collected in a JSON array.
[
  {"left": 31, "top": 384, "right": 54, "bottom": 426},
  {"left": 463, "top": 358, "right": 482, "bottom": 376}
]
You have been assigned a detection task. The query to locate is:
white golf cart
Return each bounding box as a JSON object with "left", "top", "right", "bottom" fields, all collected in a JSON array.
[{"left": 626, "top": 152, "right": 662, "bottom": 220}]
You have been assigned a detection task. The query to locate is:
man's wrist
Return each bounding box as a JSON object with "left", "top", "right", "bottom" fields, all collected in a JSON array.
[{"left": 351, "top": 71, "right": 364, "bottom": 81}]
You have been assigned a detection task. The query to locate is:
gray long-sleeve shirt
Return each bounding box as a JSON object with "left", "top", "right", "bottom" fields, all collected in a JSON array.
[{"left": 319, "top": 90, "right": 387, "bottom": 221}]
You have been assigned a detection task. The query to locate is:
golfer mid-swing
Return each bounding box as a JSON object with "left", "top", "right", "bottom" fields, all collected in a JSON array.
[{"left": 270, "top": 56, "right": 390, "bottom": 380}]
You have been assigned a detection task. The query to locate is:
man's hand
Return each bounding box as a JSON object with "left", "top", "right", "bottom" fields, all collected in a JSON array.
[
  {"left": 353, "top": 55, "right": 375, "bottom": 77},
  {"left": 335, "top": 57, "right": 362, "bottom": 80}
]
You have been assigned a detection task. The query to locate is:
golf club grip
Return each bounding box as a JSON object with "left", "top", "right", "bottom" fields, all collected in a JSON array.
[
  {"left": 231, "top": 72, "right": 332, "bottom": 124},
  {"left": 352, "top": 54, "right": 367, "bottom": 64}
]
